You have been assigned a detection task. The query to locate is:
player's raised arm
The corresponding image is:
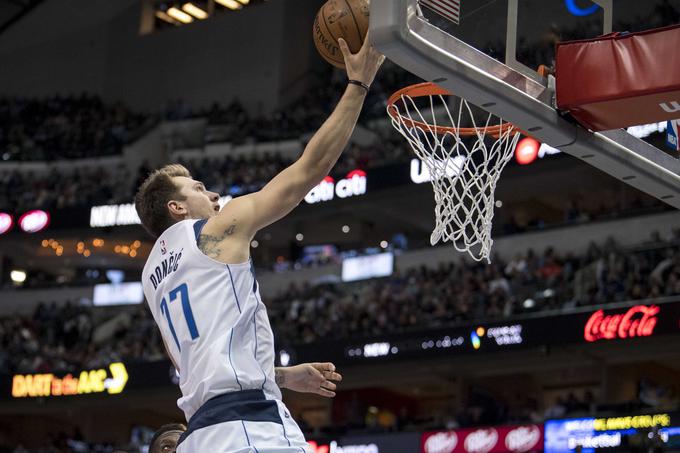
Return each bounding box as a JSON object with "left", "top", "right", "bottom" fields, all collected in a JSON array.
[{"left": 214, "top": 35, "right": 384, "bottom": 239}]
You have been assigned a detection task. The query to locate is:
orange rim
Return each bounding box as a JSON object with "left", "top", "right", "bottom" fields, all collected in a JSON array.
[{"left": 387, "top": 82, "right": 522, "bottom": 138}]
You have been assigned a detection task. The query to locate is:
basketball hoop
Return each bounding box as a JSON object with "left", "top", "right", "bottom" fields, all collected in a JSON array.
[{"left": 387, "top": 82, "right": 522, "bottom": 262}]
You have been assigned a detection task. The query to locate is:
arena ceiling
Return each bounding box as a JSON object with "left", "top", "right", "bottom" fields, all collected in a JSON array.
[{"left": 0, "top": 0, "right": 42, "bottom": 34}]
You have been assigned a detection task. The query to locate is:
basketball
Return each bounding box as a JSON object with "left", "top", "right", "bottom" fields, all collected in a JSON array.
[{"left": 313, "top": 0, "right": 370, "bottom": 69}]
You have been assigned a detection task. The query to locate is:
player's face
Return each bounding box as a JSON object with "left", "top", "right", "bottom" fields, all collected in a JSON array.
[
  {"left": 151, "top": 429, "right": 183, "bottom": 453},
  {"left": 173, "top": 176, "right": 220, "bottom": 220}
]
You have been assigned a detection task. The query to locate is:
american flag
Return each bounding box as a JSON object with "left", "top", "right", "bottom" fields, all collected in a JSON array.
[{"left": 419, "top": 0, "right": 461, "bottom": 25}]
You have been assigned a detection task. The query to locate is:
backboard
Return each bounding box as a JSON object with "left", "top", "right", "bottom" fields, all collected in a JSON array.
[{"left": 370, "top": 0, "right": 680, "bottom": 209}]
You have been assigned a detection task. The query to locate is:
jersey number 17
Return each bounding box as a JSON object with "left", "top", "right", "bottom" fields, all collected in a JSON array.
[{"left": 160, "top": 283, "right": 199, "bottom": 351}]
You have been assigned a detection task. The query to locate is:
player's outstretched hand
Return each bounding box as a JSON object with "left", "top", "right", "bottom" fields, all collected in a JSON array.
[
  {"left": 338, "top": 31, "right": 385, "bottom": 88},
  {"left": 278, "top": 362, "right": 342, "bottom": 398}
]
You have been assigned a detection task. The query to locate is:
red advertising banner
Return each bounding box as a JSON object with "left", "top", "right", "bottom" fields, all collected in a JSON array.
[
  {"left": 422, "top": 425, "right": 543, "bottom": 453},
  {"left": 583, "top": 304, "right": 659, "bottom": 342}
]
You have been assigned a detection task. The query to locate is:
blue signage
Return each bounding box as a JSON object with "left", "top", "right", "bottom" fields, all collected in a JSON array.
[
  {"left": 667, "top": 120, "right": 679, "bottom": 152},
  {"left": 564, "top": 0, "right": 600, "bottom": 17},
  {"left": 545, "top": 414, "right": 678, "bottom": 453}
]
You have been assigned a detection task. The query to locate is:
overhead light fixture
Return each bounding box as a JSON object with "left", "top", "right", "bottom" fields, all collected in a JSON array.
[
  {"left": 167, "top": 6, "right": 194, "bottom": 23},
  {"left": 10, "top": 270, "right": 26, "bottom": 284},
  {"left": 155, "top": 10, "right": 179, "bottom": 24},
  {"left": 19, "top": 210, "right": 50, "bottom": 233},
  {"left": 0, "top": 213, "right": 13, "bottom": 235},
  {"left": 215, "top": 0, "right": 243, "bottom": 10},
  {"left": 236, "top": 0, "right": 250, "bottom": 4},
  {"left": 182, "top": 3, "right": 208, "bottom": 19}
]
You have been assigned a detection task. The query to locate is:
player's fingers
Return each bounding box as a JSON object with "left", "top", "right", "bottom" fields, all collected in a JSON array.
[
  {"left": 338, "top": 38, "right": 351, "bottom": 59},
  {"left": 316, "top": 387, "right": 336, "bottom": 398},
  {"left": 361, "top": 29, "right": 371, "bottom": 51},
  {"left": 322, "top": 380, "right": 337, "bottom": 391},
  {"left": 324, "top": 371, "right": 342, "bottom": 382},
  {"left": 312, "top": 362, "right": 336, "bottom": 372}
]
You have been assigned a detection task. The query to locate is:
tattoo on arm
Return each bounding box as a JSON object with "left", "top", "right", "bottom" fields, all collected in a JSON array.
[
  {"left": 275, "top": 368, "right": 286, "bottom": 388},
  {"left": 197, "top": 224, "right": 236, "bottom": 259}
]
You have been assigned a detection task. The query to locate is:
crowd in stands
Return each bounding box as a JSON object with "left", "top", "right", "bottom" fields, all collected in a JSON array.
[
  {"left": 0, "top": 303, "right": 164, "bottom": 375},
  {"left": 269, "top": 232, "right": 680, "bottom": 344},
  {"left": 2, "top": 231, "right": 678, "bottom": 376},
  {"left": 0, "top": 95, "right": 147, "bottom": 161},
  {"left": 163, "top": 59, "right": 420, "bottom": 146},
  {"left": 0, "top": 164, "right": 131, "bottom": 214}
]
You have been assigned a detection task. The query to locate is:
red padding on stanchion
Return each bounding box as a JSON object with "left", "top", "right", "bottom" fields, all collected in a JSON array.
[{"left": 556, "top": 24, "right": 680, "bottom": 132}]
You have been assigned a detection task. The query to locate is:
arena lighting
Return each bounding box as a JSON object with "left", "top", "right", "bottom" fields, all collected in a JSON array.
[
  {"left": 278, "top": 350, "right": 290, "bottom": 367},
  {"left": 181, "top": 2, "right": 208, "bottom": 19},
  {"left": 515, "top": 137, "right": 541, "bottom": 165},
  {"left": 10, "top": 270, "right": 26, "bottom": 284},
  {"left": 0, "top": 213, "right": 13, "bottom": 234},
  {"left": 155, "top": 10, "right": 179, "bottom": 24},
  {"left": 215, "top": 0, "right": 243, "bottom": 10},
  {"left": 18, "top": 210, "right": 50, "bottom": 233},
  {"left": 167, "top": 6, "right": 194, "bottom": 23}
]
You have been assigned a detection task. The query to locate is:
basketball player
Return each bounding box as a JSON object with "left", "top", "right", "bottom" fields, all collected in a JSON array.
[
  {"left": 135, "top": 35, "right": 384, "bottom": 453},
  {"left": 149, "top": 423, "right": 186, "bottom": 453}
]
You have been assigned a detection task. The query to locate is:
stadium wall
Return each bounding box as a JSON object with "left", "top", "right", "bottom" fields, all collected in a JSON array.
[{"left": 0, "top": 0, "right": 325, "bottom": 114}]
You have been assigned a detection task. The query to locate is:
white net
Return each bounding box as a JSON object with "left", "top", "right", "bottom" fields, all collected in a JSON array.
[{"left": 388, "top": 86, "right": 521, "bottom": 262}]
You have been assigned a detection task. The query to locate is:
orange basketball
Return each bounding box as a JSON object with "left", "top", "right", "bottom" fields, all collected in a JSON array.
[{"left": 313, "top": 0, "right": 369, "bottom": 69}]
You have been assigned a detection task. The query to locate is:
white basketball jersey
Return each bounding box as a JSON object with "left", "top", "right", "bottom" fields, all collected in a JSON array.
[{"left": 142, "top": 219, "right": 282, "bottom": 421}]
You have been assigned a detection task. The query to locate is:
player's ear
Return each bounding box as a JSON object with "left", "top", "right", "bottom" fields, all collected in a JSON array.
[{"left": 167, "top": 199, "right": 187, "bottom": 217}]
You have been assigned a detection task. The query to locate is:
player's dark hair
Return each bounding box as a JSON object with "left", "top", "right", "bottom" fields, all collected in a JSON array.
[
  {"left": 149, "top": 423, "right": 186, "bottom": 452},
  {"left": 135, "top": 164, "right": 191, "bottom": 238}
]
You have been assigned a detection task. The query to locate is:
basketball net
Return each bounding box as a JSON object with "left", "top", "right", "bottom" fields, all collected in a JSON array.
[{"left": 388, "top": 83, "right": 522, "bottom": 262}]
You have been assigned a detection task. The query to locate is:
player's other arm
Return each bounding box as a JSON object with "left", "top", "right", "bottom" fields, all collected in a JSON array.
[{"left": 213, "top": 37, "right": 384, "bottom": 238}]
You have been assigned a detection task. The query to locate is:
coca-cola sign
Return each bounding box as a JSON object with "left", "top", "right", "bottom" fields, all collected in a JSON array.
[
  {"left": 584, "top": 305, "right": 659, "bottom": 342},
  {"left": 422, "top": 425, "right": 543, "bottom": 453}
]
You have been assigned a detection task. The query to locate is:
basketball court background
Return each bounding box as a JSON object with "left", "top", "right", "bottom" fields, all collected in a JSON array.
[{"left": 0, "top": 0, "right": 678, "bottom": 451}]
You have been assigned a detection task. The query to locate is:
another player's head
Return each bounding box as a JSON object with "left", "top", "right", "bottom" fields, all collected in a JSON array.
[
  {"left": 135, "top": 164, "right": 220, "bottom": 238},
  {"left": 149, "top": 423, "right": 186, "bottom": 453}
]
